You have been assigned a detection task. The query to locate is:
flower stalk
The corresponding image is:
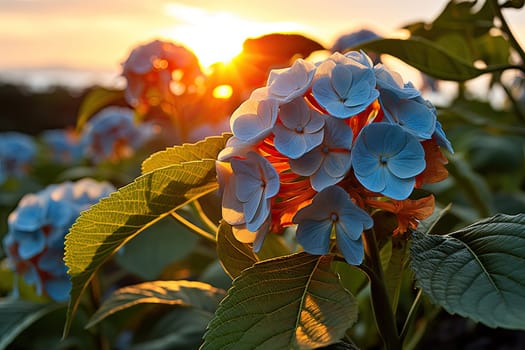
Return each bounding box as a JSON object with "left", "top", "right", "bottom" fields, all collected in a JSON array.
[{"left": 362, "top": 228, "right": 402, "bottom": 350}]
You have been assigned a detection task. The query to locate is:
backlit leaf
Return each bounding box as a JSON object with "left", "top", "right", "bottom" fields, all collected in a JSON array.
[
  {"left": 410, "top": 213, "right": 525, "bottom": 329},
  {"left": 76, "top": 87, "right": 124, "bottom": 131},
  {"left": 64, "top": 159, "right": 219, "bottom": 336},
  {"left": 216, "top": 222, "right": 259, "bottom": 279},
  {"left": 141, "top": 133, "right": 231, "bottom": 174},
  {"left": 202, "top": 253, "right": 358, "bottom": 349},
  {"left": 86, "top": 280, "right": 225, "bottom": 328}
]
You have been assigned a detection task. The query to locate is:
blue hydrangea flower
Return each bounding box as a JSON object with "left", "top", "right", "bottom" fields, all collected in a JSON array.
[
  {"left": 433, "top": 120, "right": 454, "bottom": 154},
  {"left": 351, "top": 123, "right": 426, "bottom": 200},
  {"left": 273, "top": 97, "right": 325, "bottom": 159},
  {"left": 230, "top": 151, "right": 280, "bottom": 232},
  {"left": 312, "top": 52, "right": 379, "bottom": 118},
  {"left": 251, "top": 59, "right": 316, "bottom": 104},
  {"left": 40, "top": 129, "right": 83, "bottom": 165},
  {"left": 0, "top": 132, "right": 36, "bottom": 185},
  {"left": 81, "top": 106, "right": 156, "bottom": 163},
  {"left": 374, "top": 65, "right": 420, "bottom": 99},
  {"left": 293, "top": 185, "right": 373, "bottom": 265},
  {"left": 331, "top": 29, "right": 382, "bottom": 64},
  {"left": 2, "top": 178, "right": 115, "bottom": 301},
  {"left": 378, "top": 89, "right": 436, "bottom": 140},
  {"left": 230, "top": 98, "right": 279, "bottom": 144},
  {"left": 290, "top": 116, "right": 352, "bottom": 191}
]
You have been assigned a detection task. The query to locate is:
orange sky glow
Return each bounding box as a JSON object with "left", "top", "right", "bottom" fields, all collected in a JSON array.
[{"left": 0, "top": 0, "right": 523, "bottom": 88}]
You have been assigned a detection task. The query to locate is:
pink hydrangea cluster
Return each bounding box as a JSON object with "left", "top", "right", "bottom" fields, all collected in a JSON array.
[{"left": 216, "top": 51, "right": 452, "bottom": 264}]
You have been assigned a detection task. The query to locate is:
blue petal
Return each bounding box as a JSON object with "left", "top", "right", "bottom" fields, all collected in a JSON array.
[
  {"left": 351, "top": 130, "right": 381, "bottom": 177},
  {"left": 387, "top": 139, "right": 426, "bottom": 178},
  {"left": 331, "top": 64, "right": 353, "bottom": 98},
  {"left": 47, "top": 200, "right": 76, "bottom": 229},
  {"left": 396, "top": 99, "right": 436, "bottom": 139},
  {"left": 12, "top": 196, "right": 47, "bottom": 231},
  {"left": 336, "top": 234, "right": 364, "bottom": 265},
  {"left": 312, "top": 76, "right": 337, "bottom": 110},
  {"left": 324, "top": 116, "right": 353, "bottom": 149},
  {"left": 44, "top": 278, "right": 71, "bottom": 302},
  {"left": 231, "top": 99, "right": 278, "bottom": 143},
  {"left": 231, "top": 159, "right": 263, "bottom": 202},
  {"left": 310, "top": 164, "right": 343, "bottom": 192},
  {"left": 38, "top": 249, "right": 66, "bottom": 275},
  {"left": 338, "top": 205, "right": 373, "bottom": 240},
  {"left": 375, "top": 65, "right": 420, "bottom": 99},
  {"left": 304, "top": 111, "right": 325, "bottom": 133},
  {"left": 273, "top": 124, "right": 308, "bottom": 159},
  {"left": 243, "top": 188, "right": 263, "bottom": 224},
  {"left": 381, "top": 124, "right": 407, "bottom": 156},
  {"left": 434, "top": 120, "right": 454, "bottom": 154},
  {"left": 246, "top": 198, "right": 271, "bottom": 232},
  {"left": 290, "top": 148, "right": 323, "bottom": 176},
  {"left": 345, "top": 70, "right": 377, "bottom": 105},
  {"left": 355, "top": 166, "right": 387, "bottom": 193},
  {"left": 279, "top": 97, "right": 310, "bottom": 130},
  {"left": 252, "top": 219, "right": 270, "bottom": 253},
  {"left": 323, "top": 152, "right": 352, "bottom": 178},
  {"left": 325, "top": 101, "right": 352, "bottom": 118},
  {"left": 17, "top": 231, "right": 46, "bottom": 260},
  {"left": 296, "top": 219, "right": 332, "bottom": 255},
  {"left": 382, "top": 174, "right": 415, "bottom": 200}
]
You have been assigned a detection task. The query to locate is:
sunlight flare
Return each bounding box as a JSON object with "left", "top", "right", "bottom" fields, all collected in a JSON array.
[{"left": 162, "top": 3, "right": 306, "bottom": 68}]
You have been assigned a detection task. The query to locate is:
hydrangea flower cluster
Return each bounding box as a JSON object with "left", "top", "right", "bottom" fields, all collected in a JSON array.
[
  {"left": 2, "top": 178, "right": 115, "bottom": 301},
  {"left": 0, "top": 132, "right": 37, "bottom": 185},
  {"left": 216, "top": 51, "right": 453, "bottom": 265},
  {"left": 81, "top": 106, "right": 156, "bottom": 164},
  {"left": 122, "top": 39, "right": 202, "bottom": 109},
  {"left": 40, "top": 129, "right": 83, "bottom": 165}
]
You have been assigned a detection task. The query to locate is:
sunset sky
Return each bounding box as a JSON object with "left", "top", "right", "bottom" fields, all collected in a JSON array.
[{"left": 0, "top": 0, "right": 524, "bottom": 87}]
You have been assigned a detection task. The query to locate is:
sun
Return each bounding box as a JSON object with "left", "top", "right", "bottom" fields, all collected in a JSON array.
[{"left": 162, "top": 3, "right": 305, "bottom": 68}]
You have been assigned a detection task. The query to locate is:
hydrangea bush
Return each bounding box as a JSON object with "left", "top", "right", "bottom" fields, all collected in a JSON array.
[
  {"left": 3, "top": 179, "right": 115, "bottom": 301},
  {"left": 0, "top": 132, "right": 37, "bottom": 185}
]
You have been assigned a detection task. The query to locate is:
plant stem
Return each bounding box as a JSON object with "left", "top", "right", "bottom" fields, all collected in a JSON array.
[
  {"left": 191, "top": 199, "right": 219, "bottom": 234},
  {"left": 490, "top": 0, "right": 525, "bottom": 64},
  {"left": 362, "top": 229, "right": 402, "bottom": 350},
  {"left": 89, "top": 274, "right": 110, "bottom": 350},
  {"left": 400, "top": 288, "right": 423, "bottom": 342},
  {"left": 499, "top": 79, "right": 525, "bottom": 122},
  {"left": 170, "top": 211, "right": 217, "bottom": 242}
]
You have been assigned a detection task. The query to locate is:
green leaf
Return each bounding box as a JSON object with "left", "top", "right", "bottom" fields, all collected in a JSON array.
[
  {"left": 256, "top": 233, "right": 292, "bottom": 260},
  {"left": 130, "top": 306, "right": 214, "bottom": 350},
  {"left": 358, "top": 37, "right": 512, "bottom": 81},
  {"left": 202, "top": 253, "right": 358, "bottom": 349},
  {"left": 0, "top": 300, "right": 63, "bottom": 349},
  {"left": 86, "top": 280, "right": 225, "bottom": 328},
  {"left": 447, "top": 154, "right": 494, "bottom": 218},
  {"left": 76, "top": 87, "right": 124, "bottom": 132},
  {"left": 64, "top": 159, "right": 219, "bottom": 336},
  {"left": 410, "top": 213, "right": 525, "bottom": 329},
  {"left": 141, "top": 133, "right": 231, "bottom": 174},
  {"left": 216, "top": 222, "right": 259, "bottom": 279},
  {"left": 383, "top": 236, "right": 409, "bottom": 313},
  {"left": 115, "top": 216, "right": 199, "bottom": 280}
]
